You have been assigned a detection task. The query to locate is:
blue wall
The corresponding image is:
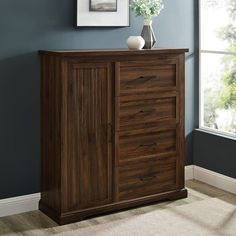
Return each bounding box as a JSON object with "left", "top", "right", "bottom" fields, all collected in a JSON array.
[{"left": 0, "top": 0, "right": 197, "bottom": 199}]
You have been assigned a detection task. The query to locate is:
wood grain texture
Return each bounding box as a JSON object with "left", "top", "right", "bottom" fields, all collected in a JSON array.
[
  {"left": 119, "top": 129, "right": 177, "bottom": 163},
  {"left": 118, "top": 157, "right": 177, "bottom": 201},
  {"left": 39, "top": 49, "right": 188, "bottom": 225},
  {"left": 176, "top": 54, "right": 186, "bottom": 189},
  {"left": 39, "top": 48, "right": 189, "bottom": 58},
  {"left": 62, "top": 62, "right": 113, "bottom": 212},
  {"left": 120, "top": 97, "right": 177, "bottom": 131},
  {"left": 40, "top": 55, "right": 62, "bottom": 213},
  {"left": 120, "top": 62, "right": 176, "bottom": 95}
]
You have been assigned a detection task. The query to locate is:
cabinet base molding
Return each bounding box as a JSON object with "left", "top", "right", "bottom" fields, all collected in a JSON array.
[{"left": 39, "top": 189, "right": 187, "bottom": 225}]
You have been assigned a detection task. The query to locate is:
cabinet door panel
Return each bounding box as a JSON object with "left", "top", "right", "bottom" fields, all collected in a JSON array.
[{"left": 62, "top": 62, "right": 113, "bottom": 211}]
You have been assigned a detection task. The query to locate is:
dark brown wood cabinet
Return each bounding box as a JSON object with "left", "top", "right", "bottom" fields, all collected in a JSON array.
[{"left": 39, "top": 48, "right": 188, "bottom": 225}]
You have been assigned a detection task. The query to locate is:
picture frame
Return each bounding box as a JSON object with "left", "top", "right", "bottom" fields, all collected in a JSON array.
[
  {"left": 76, "top": 0, "right": 129, "bottom": 27},
  {"left": 89, "top": 0, "right": 117, "bottom": 12}
]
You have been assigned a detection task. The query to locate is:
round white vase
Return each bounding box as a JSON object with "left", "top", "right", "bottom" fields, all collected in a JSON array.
[{"left": 127, "top": 36, "right": 145, "bottom": 50}]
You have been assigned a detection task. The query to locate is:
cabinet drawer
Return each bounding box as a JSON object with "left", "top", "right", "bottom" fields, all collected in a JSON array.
[
  {"left": 119, "top": 129, "right": 176, "bottom": 163},
  {"left": 120, "top": 62, "right": 176, "bottom": 95},
  {"left": 118, "top": 157, "right": 177, "bottom": 201},
  {"left": 120, "top": 97, "right": 177, "bottom": 131}
]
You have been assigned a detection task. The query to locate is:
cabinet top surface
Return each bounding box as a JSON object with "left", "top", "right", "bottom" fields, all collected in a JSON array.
[{"left": 39, "top": 48, "right": 189, "bottom": 57}]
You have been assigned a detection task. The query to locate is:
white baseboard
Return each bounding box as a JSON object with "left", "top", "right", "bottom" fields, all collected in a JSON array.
[
  {"left": 0, "top": 165, "right": 235, "bottom": 218},
  {"left": 185, "top": 165, "right": 194, "bottom": 180},
  {"left": 0, "top": 193, "right": 40, "bottom": 218},
  {"left": 193, "top": 166, "right": 236, "bottom": 195},
  {"left": 185, "top": 165, "right": 236, "bottom": 195}
]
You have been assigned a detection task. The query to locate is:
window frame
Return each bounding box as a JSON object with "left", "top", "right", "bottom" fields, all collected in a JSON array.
[{"left": 199, "top": 0, "right": 236, "bottom": 139}]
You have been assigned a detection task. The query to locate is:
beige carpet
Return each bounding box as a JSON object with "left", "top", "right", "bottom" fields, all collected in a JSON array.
[{"left": 56, "top": 198, "right": 236, "bottom": 236}]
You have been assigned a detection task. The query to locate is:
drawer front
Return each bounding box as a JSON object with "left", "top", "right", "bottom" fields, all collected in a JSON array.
[
  {"left": 119, "top": 129, "right": 176, "bottom": 163},
  {"left": 120, "top": 62, "right": 176, "bottom": 95},
  {"left": 120, "top": 97, "right": 177, "bottom": 131},
  {"left": 118, "top": 157, "right": 177, "bottom": 201}
]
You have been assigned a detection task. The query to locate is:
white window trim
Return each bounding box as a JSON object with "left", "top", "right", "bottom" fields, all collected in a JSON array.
[{"left": 198, "top": 0, "right": 236, "bottom": 138}]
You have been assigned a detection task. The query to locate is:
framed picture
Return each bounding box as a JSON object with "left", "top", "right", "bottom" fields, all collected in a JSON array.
[
  {"left": 89, "top": 0, "right": 117, "bottom": 12},
  {"left": 76, "top": 0, "right": 129, "bottom": 27}
]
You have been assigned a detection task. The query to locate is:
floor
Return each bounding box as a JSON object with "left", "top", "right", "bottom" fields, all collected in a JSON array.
[{"left": 0, "top": 180, "right": 235, "bottom": 236}]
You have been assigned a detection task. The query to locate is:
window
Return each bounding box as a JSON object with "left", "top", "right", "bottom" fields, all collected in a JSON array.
[{"left": 200, "top": 0, "right": 236, "bottom": 137}]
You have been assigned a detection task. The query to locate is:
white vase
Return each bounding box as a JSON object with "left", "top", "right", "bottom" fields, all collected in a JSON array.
[{"left": 127, "top": 36, "right": 145, "bottom": 50}]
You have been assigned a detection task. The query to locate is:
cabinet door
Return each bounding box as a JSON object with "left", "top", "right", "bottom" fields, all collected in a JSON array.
[{"left": 62, "top": 62, "right": 114, "bottom": 212}]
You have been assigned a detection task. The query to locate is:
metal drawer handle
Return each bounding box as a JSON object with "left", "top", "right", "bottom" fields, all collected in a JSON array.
[
  {"left": 134, "top": 142, "right": 157, "bottom": 152},
  {"left": 140, "top": 175, "right": 157, "bottom": 181},
  {"left": 133, "top": 75, "right": 156, "bottom": 82},
  {"left": 138, "top": 108, "right": 155, "bottom": 114}
]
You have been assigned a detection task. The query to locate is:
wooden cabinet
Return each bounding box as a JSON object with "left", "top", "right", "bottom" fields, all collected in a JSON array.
[{"left": 39, "top": 48, "right": 188, "bottom": 225}]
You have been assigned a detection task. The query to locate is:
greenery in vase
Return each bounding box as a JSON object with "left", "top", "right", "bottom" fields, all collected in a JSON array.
[{"left": 130, "top": 0, "right": 164, "bottom": 20}]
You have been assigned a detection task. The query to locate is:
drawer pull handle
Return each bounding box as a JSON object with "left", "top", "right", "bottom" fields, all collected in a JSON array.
[
  {"left": 138, "top": 108, "right": 155, "bottom": 114},
  {"left": 139, "top": 142, "right": 157, "bottom": 148},
  {"left": 140, "top": 175, "right": 157, "bottom": 181},
  {"left": 134, "top": 76, "right": 156, "bottom": 82}
]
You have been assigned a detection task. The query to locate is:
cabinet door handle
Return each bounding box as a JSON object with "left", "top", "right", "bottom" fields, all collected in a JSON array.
[{"left": 140, "top": 175, "right": 157, "bottom": 181}]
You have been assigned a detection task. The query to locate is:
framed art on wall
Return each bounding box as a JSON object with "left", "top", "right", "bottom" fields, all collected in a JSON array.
[
  {"left": 76, "top": 0, "right": 129, "bottom": 27},
  {"left": 89, "top": 0, "right": 117, "bottom": 12}
]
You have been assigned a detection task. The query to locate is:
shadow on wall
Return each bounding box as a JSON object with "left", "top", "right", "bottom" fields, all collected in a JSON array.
[
  {"left": 0, "top": 53, "right": 40, "bottom": 199},
  {"left": 185, "top": 133, "right": 193, "bottom": 166}
]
